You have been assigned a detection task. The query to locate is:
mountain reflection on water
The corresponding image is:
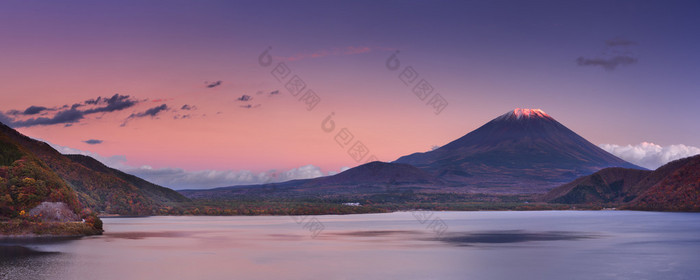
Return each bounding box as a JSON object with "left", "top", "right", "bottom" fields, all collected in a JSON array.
[{"left": 1, "top": 211, "right": 699, "bottom": 280}]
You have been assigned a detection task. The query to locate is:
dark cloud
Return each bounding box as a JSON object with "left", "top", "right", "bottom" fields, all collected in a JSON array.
[
  {"left": 6, "top": 110, "right": 21, "bottom": 116},
  {"left": 121, "top": 104, "right": 169, "bottom": 127},
  {"left": 240, "top": 104, "right": 261, "bottom": 109},
  {"left": 130, "top": 104, "right": 169, "bottom": 118},
  {"left": 85, "top": 97, "right": 102, "bottom": 105},
  {"left": 23, "top": 106, "right": 48, "bottom": 115},
  {"left": 576, "top": 55, "right": 638, "bottom": 71},
  {"left": 256, "top": 90, "right": 280, "bottom": 96},
  {"left": 181, "top": 104, "right": 196, "bottom": 110},
  {"left": 606, "top": 38, "right": 637, "bottom": 47},
  {"left": 83, "top": 94, "right": 138, "bottom": 114},
  {"left": 1, "top": 93, "right": 143, "bottom": 128},
  {"left": 237, "top": 95, "right": 252, "bottom": 102},
  {"left": 206, "top": 81, "right": 222, "bottom": 88},
  {"left": 83, "top": 139, "right": 104, "bottom": 145},
  {"left": 11, "top": 109, "right": 85, "bottom": 128},
  {"left": 0, "top": 112, "right": 14, "bottom": 126}
]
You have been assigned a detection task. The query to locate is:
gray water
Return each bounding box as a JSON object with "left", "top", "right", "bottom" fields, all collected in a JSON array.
[{"left": 2, "top": 211, "right": 699, "bottom": 280}]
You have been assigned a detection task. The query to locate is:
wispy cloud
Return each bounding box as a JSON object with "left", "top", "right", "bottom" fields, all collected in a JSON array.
[
  {"left": 280, "top": 46, "right": 372, "bottom": 61},
  {"left": 180, "top": 104, "right": 196, "bottom": 110},
  {"left": 576, "top": 56, "right": 638, "bottom": 71},
  {"left": 23, "top": 106, "right": 49, "bottom": 115},
  {"left": 240, "top": 104, "right": 261, "bottom": 109},
  {"left": 236, "top": 95, "right": 252, "bottom": 102},
  {"left": 256, "top": 90, "right": 280, "bottom": 96},
  {"left": 83, "top": 94, "right": 138, "bottom": 114},
  {"left": 606, "top": 38, "right": 638, "bottom": 47},
  {"left": 205, "top": 80, "right": 222, "bottom": 88},
  {"left": 577, "top": 38, "right": 639, "bottom": 71},
  {"left": 131, "top": 104, "right": 169, "bottom": 118},
  {"left": 83, "top": 139, "right": 104, "bottom": 145},
  {"left": 600, "top": 142, "right": 700, "bottom": 169},
  {"left": 121, "top": 104, "right": 169, "bottom": 126}
]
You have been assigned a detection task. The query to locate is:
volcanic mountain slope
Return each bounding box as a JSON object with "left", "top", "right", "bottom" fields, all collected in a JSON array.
[
  {"left": 395, "top": 108, "right": 643, "bottom": 193},
  {"left": 0, "top": 122, "right": 189, "bottom": 215},
  {"left": 180, "top": 161, "right": 443, "bottom": 199},
  {"left": 545, "top": 154, "right": 700, "bottom": 211},
  {"left": 305, "top": 161, "right": 442, "bottom": 187}
]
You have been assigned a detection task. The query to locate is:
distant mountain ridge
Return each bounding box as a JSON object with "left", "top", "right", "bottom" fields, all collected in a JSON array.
[
  {"left": 395, "top": 108, "right": 643, "bottom": 193},
  {"left": 180, "top": 161, "right": 443, "bottom": 199}
]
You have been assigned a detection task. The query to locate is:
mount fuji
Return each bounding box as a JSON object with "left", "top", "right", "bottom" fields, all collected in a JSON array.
[
  {"left": 183, "top": 108, "right": 644, "bottom": 198},
  {"left": 394, "top": 108, "right": 643, "bottom": 193}
]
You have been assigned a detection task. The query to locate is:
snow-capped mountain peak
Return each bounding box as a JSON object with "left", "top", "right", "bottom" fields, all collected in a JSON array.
[{"left": 497, "top": 108, "right": 552, "bottom": 120}]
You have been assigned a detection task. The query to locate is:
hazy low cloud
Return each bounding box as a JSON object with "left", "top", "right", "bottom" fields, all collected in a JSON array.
[
  {"left": 45, "top": 141, "right": 344, "bottom": 190},
  {"left": 130, "top": 164, "right": 330, "bottom": 190},
  {"left": 83, "top": 139, "right": 104, "bottom": 145},
  {"left": 282, "top": 46, "right": 372, "bottom": 61},
  {"left": 48, "top": 142, "right": 128, "bottom": 168},
  {"left": 576, "top": 56, "right": 638, "bottom": 71},
  {"left": 577, "top": 38, "right": 638, "bottom": 71},
  {"left": 605, "top": 38, "right": 637, "bottom": 47},
  {"left": 600, "top": 142, "right": 700, "bottom": 169}
]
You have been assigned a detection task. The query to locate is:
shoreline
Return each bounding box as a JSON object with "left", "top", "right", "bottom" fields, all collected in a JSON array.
[{"left": 0, "top": 220, "right": 103, "bottom": 239}]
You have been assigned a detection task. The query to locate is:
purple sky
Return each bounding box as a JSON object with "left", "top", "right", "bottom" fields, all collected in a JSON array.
[{"left": 1, "top": 0, "right": 699, "bottom": 189}]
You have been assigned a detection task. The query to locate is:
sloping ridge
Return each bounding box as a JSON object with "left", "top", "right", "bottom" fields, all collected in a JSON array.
[
  {"left": 66, "top": 154, "right": 189, "bottom": 205},
  {"left": 1, "top": 132, "right": 83, "bottom": 218},
  {"left": 1, "top": 122, "right": 188, "bottom": 215},
  {"left": 545, "top": 154, "right": 700, "bottom": 211},
  {"left": 543, "top": 168, "right": 652, "bottom": 204},
  {"left": 625, "top": 155, "right": 700, "bottom": 211},
  {"left": 395, "top": 109, "right": 643, "bottom": 193},
  {"left": 305, "top": 161, "right": 442, "bottom": 187}
]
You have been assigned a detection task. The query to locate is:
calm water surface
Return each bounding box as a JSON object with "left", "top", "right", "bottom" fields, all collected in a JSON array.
[{"left": 2, "top": 211, "right": 699, "bottom": 280}]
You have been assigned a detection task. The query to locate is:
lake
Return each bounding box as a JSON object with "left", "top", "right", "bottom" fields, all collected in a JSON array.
[{"left": 2, "top": 211, "right": 699, "bottom": 280}]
